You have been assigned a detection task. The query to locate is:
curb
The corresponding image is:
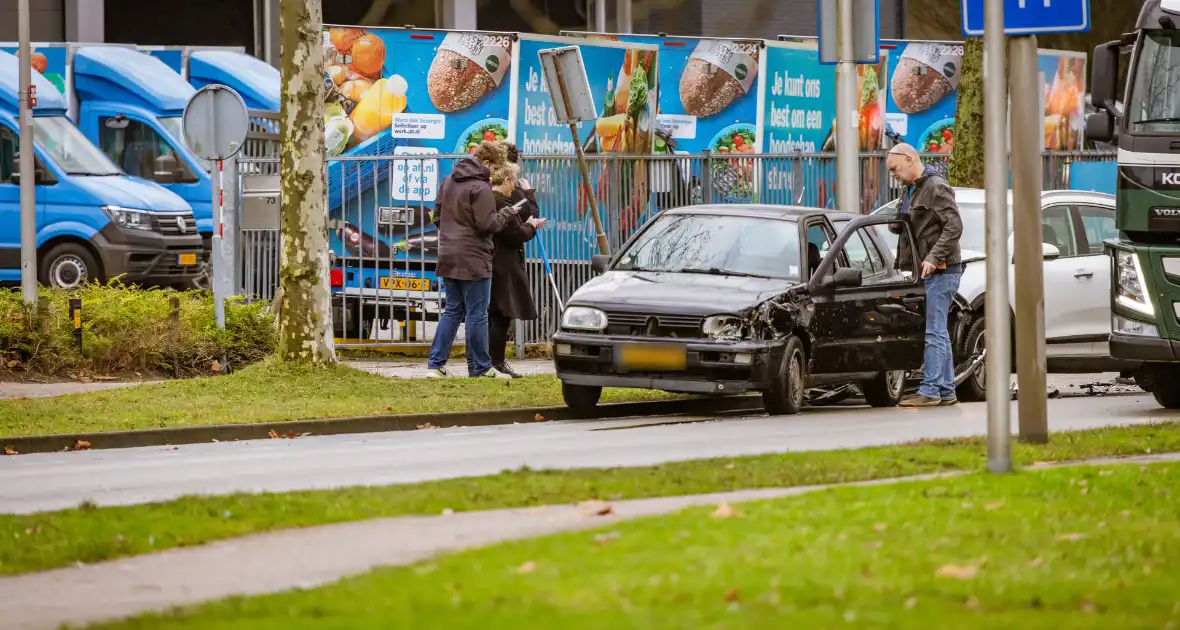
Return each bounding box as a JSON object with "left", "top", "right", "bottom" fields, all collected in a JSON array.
[{"left": 2, "top": 395, "right": 766, "bottom": 456}]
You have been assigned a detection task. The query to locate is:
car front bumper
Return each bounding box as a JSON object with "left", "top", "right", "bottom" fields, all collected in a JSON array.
[
  {"left": 552, "top": 331, "right": 784, "bottom": 395},
  {"left": 1109, "top": 332, "right": 1180, "bottom": 363}
]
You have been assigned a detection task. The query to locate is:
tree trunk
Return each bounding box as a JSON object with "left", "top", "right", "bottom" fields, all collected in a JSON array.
[
  {"left": 948, "top": 38, "right": 984, "bottom": 189},
  {"left": 278, "top": 0, "right": 336, "bottom": 365}
]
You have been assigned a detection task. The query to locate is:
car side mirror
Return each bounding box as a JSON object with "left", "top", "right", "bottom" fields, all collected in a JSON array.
[
  {"left": 818, "top": 267, "right": 863, "bottom": 292},
  {"left": 1042, "top": 242, "right": 1061, "bottom": 260},
  {"left": 591, "top": 254, "right": 611, "bottom": 274}
]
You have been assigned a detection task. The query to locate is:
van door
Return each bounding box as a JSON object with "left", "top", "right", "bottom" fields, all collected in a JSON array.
[{"left": 0, "top": 124, "right": 20, "bottom": 281}]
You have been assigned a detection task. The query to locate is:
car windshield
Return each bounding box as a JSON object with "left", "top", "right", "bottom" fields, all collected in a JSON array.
[
  {"left": 32, "top": 116, "right": 122, "bottom": 176},
  {"left": 614, "top": 213, "right": 801, "bottom": 281},
  {"left": 1128, "top": 30, "right": 1180, "bottom": 134},
  {"left": 872, "top": 199, "right": 994, "bottom": 254}
]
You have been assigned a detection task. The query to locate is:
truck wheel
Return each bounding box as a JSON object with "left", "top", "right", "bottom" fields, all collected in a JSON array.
[
  {"left": 1152, "top": 388, "right": 1180, "bottom": 409},
  {"left": 862, "top": 370, "right": 905, "bottom": 407},
  {"left": 562, "top": 382, "right": 602, "bottom": 415},
  {"left": 1147, "top": 365, "right": 1180, "bottom": 409},
  {"left": 39, "top": 243, "right": 101, "bottom": 290},
  {"left": 763, "top": 336, "right": 806, "bottom": 416},
  {"left": 955, "top": 315, "right": 988, "bottom": 402}
]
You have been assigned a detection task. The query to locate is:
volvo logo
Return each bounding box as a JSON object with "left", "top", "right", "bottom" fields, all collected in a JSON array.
[
  {"left": 1163, "top": 172, "right": 1180, "bottom": 186},
  {"left": 176, "top": 216, "right": 188, "bottom": 233},
  {"left": 1152, "top": 207, "right": 1180, "bottom": 218}
]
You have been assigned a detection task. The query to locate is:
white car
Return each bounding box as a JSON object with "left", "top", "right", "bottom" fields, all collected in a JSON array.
[{"left": 858, "top": 188, "right": 1137, "bottom": 401}]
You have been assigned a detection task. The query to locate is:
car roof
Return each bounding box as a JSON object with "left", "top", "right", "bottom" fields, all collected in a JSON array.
[
  {"left": 666, "top": 204, "right": 848, "bottom": 221},
  {"left": 874, "top": 187, "right": 1114, "bottom": 211}
]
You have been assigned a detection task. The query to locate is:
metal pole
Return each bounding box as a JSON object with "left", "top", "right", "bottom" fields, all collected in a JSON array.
[
  {"left": 834, "top": 0, "right": 860, "bottom": 213},
  {"left": 983, "top": 0, "right": 1010, "bottom": 473},
  {"left": 1010, "top": 35, "right": 1048, "bottom": 444},
  {"left": 552, "top": 59, "right": 610, "bottom": 256},
  {"left": 617, "top": 0, "right": 633, "bottom": 33},
  {"left": 18, "top": 0, "right": 36, "bottom": 308},
  {"left": 214, "top": 159, "right": 226, "bottom": 328},
  {"left": 595, "top": 0, "right": 607, "bottom": 32}
]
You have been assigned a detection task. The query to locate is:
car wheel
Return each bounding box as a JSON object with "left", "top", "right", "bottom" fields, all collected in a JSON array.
[
  {"left": 955, "top": 315, "right": 987, "bottom": 402},
  {"left": 763, "top": 336, "right": 806, "bottom": 416},
  {"left": 562, "top": 382, "right": 602, "bottom": 415},
  {"left": 862, "top": 370, "right": 906, "bottom": 407},
  {"left": 39, "top": 243, "right": 102, "bottom": 290}
]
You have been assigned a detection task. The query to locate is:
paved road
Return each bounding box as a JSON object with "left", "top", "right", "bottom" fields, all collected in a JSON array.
[{"left": 1, "top": 394, "right": 1173, "bottom": 514}]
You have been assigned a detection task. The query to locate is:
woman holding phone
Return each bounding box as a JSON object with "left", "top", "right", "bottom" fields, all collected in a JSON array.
[{"left": 489, "top": 161, "right": 546, "bottom": 378}]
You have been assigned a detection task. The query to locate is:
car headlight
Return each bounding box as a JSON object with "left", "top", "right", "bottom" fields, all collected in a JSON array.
[
  {"left": 1114, "top": 249, "right": 1155, "bottom": 317},
  {"left": 103, "top": 205, "right": 154, "bottom": 231},
  {"left": 561, "top": 306, "right": 608, "bottom": 331},
  {"left": 702, "top": 315, "right": 745, "bottom": 341}
]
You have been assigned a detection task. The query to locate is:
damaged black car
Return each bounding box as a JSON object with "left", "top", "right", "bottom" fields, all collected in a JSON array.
[{"left": 552, "top": 205, "right": 928, "bottom": 415}]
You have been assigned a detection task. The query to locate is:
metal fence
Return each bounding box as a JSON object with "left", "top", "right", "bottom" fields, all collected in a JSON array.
[{"left": 235, "top": 149, "right": 1117, "bottom": 351}]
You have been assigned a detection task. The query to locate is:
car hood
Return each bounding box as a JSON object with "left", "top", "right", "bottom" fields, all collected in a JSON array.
[
  {"left": 69, "top": 175, "right": 191, "bottom": 213},
  {"left": 568, "top": 271, "right": 797, "bottom": 316}
]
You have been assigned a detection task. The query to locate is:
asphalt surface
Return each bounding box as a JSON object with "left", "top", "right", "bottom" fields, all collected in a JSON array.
[{"left": 1, "top": 394, "right": 1173, "bottom": 514}]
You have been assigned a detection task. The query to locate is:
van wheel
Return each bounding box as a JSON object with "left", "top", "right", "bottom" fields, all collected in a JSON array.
[
  {"left": 763, "top": 336, "right": 806, "bottom": 415},
  {"left": 39, "top": 243, "right": 101, "bottom": 290},
  {"left": 862, "top": 370, "right": 906, "bottom": 407},
  {"left": 955, "top": 315, "right": 987, "bottom": 402},
  {"left": 562, "top": 382, "right": 602, "bottom": 415}
]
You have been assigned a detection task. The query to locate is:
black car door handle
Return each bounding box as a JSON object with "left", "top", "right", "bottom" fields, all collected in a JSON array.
[{"left": 1074, "top": 272, "right": 1094, "bottom": 278}]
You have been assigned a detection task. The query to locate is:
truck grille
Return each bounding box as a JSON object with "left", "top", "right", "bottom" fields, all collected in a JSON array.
[
  {"left": 604, "top": 311, "right": 704, "bottom": 338},
  {"left": 155, "top": 212, "right": 197, "bottom": 237}
]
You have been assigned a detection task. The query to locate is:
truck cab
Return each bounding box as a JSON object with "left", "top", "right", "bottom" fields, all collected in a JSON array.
[
  {"left": 0, "top": 50, "right": 205, "bottom": 289},
  {"left": 140, "top": 46, "right": 279, "bottom": 112}
]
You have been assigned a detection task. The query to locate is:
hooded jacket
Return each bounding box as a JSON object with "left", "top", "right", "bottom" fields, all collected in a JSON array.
[{"left": 433, "top": 157, "right": 516, "bottom": 281}]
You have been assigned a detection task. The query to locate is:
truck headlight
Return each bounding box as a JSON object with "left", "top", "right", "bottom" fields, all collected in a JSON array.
[
  {"left": 561, "top": 306, "right": 608, "bottom": 331},
  {"left": 1114, "top": 250, "right": 1155, "bottom": 317},
  {"left": 102, "top": 205, "right": 154, "bottom": 232},
  {"left": 702, "top": 315, "right": 745, "bottom": 341}
]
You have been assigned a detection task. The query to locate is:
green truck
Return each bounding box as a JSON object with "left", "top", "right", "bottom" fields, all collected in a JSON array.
[{"left": 1088, "top": 0, "right": 1180, "bottom": 409}]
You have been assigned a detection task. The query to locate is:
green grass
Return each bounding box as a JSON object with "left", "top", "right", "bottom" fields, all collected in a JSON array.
[
  {"left": 0, "top": 361, "right": 678, "bottom": 438},
  {"left": 3, "top": 423, "right": 1178, "bottom": 577},
  {"left": 93, "top": 460, "right": 1180, "bottom": 630}
]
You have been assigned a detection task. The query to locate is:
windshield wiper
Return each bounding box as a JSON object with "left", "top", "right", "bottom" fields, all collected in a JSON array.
[{"left": 676, "top": 267, "right": 771, "bottom": 279}]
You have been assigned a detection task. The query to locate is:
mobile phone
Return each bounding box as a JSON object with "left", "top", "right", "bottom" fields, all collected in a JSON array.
[{"left": 511, "top": 198, "right": 528, "bottom": 211}]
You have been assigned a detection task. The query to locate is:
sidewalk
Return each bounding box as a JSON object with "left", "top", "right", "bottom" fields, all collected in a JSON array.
[{"left": 3, "top": 452, "right": 1177, "bottom": 630}]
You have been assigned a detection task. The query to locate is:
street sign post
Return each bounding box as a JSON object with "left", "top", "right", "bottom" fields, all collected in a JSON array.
[
  {"left": 181, "top": 84, "right": 249, "bottom": 371},
  {"left": 818, "top": 0, "right": 879, "bottom": 65},
  {"left": 962, "top": 0, "right": 1091, "bottom": 36},
  {"left": 18, "top": 0, "right": 35, "bottom": 311},
  {"left": 817, "top": 0, "right": 874, "bottom": 216}
]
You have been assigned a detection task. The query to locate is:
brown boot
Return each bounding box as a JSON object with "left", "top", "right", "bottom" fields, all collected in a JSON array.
[{"left": 900, "top": 395, "right": 942, "bottom": 408}]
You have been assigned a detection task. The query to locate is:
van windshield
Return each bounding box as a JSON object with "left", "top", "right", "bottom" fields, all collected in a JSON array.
[{"left": 33, "top": 116, "right": 122, "bottom": 176}]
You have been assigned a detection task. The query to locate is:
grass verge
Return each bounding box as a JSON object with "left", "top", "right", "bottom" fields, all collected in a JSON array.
[
  {"left": 2, "top": 422, "right": 1177, "bottom": 577},
  {"left": 97, "top": 461, "right": 1180, "bottom": 629},
  {"left": 0, "top": 361, "right": 678, "bottom": 438}
]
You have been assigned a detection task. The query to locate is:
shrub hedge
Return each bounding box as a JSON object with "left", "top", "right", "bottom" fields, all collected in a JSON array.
[{"left": 1, "top": 283, "right": 276, "bottom": 377}]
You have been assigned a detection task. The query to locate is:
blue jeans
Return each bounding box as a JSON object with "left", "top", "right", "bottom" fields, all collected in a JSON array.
[
  {"left": 918, "top": 266, "right": 963, "bottom": 399},
  {"left": 428, "top": 277, "right": 493, "bottom": 376}
]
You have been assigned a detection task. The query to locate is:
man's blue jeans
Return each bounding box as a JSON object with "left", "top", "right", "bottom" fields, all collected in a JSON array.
[
  {"left": 428, "top": 277, "right": 493, "bottom": 376},
  {"left": 918, "top": 266, "right": 963, "bottom": 400}
]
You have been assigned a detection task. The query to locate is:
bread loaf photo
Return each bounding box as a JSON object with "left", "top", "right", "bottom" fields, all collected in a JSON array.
[
  {"left": 890, "top": 42, "right": 962, "bottom": 114},
  {"left": 428, "top": 33, "right": 512, "bottom": 113},
  {"left": 679, "top": 39, "right": 758, "bottom": 118}
]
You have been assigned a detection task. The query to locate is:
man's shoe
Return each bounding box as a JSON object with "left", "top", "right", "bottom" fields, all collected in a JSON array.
[
  {"left": 494, "top": 362, "right": 523, "bottom": 379},
  {"left": 940, "top": 396, "right": 959, "bottom": 406},
  {"left": 425, "top": 367, "right": 452, "bottom": 379},
  {"left": 900, "top": 395, "right": 942, "bottom": 408},
  {"left": 480, "top": 367, "right": 514, "bottom": 380}
]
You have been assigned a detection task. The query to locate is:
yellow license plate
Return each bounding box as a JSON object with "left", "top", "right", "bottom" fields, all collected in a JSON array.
[
  {"left": 616, "top": 344, "right": 687, "bottom": 370},
  {"left": 178, "top": 253, "right": 197, "bottom": 266},
  {"left": 379, "top": 276, "right": 431, "bottom": 291}
]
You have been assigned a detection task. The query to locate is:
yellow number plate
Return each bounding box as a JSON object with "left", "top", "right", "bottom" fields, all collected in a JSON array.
[
  {"left": 616, "top": 344, "right": 687, "bottom": 370},
  {"left": 379, "top": 276, "right": 431, "bottom": 291},
  {"left": 178, "top": 253, "right": 197, "bottom": 266}
]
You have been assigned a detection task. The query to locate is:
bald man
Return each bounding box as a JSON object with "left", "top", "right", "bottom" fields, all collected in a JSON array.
[{"left": 885, "top": 143, "right": 963, "bottom": 407}]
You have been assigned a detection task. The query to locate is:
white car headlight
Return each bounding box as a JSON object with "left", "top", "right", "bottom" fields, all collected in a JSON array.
[
  {"left": 102, "top": 205, "right": 154, "bottom": 231},
  {"left": 1114, "top": 249, "right": 1155, "bottom": 317},
  {"left": 561, "top": 306, "right": 608, "bottom": 331},
  {"left": 702, "top": 315, "right": 744, "bottom": 341}
]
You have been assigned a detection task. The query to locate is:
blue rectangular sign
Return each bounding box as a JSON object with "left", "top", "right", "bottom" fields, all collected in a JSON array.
[{"left": 962, "top": 0, "right": 1090, "bottom": 36}]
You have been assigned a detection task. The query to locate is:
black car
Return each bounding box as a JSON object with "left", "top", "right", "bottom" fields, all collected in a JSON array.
[{"left": 552, "top": 205, "right": 928, "bottom": 415}]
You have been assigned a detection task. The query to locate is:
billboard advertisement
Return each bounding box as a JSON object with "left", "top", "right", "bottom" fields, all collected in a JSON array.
[
  {"left": 1038, "top": 49, "right": 1087, "bottom": 151},
  {"left": 3, "top": 44, "right": 67, "bottom": 95},
  {"left": 882, "top": 39, "right": 961, "bottom": 153}
]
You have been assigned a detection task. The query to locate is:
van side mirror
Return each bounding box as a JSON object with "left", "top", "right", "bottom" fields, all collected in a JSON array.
[
  {"left": 591, "top": 254, "right": 611, "bottom": 274},
  {"left": 154, "top": 154, "right": 181, "bottom": 183},
  {"left": 10, "top": 165, "right": 53, "bottom": 185}
]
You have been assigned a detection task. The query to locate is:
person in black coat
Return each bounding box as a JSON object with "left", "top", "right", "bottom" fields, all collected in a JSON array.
[{"left": 489, "top": 161, "right": 547, "bottom": 377}]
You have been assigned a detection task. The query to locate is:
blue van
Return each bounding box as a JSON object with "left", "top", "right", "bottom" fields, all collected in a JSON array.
[
  {"left": 141, "top": 46, "right": 280, "bottom": 112},
  {"left": 0, "top": 50, "right": 204, "bottom": 289}
]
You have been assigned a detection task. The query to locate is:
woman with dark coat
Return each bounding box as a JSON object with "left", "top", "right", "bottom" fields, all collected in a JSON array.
[{"left": 488, "top": 161, "right": 546, "bottom": 377}]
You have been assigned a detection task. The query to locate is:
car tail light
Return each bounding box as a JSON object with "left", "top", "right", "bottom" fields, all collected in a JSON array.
[{"left": 330, "top": 269, "right": 344, "bottom": 287}]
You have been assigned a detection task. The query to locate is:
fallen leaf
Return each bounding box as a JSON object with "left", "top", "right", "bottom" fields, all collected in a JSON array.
[
  {"left": 1056, "top": 533, "right": 1087, "bottom": 542},
  {"left": 283, "top": 432, "right": 299, "bottom": 439},
  {"left": 441, "top": 508, "right": 455, "bottom": 516},
  {"left": 417, "top": 422, "right": 436, "bottom": 430},
  {"left": 1120, "top": 510, "right": 1132, "bottom": 519},
  {"left": 1028, "top": 557, "right": 1044, "bottom": 568},
  {"left": 211, "top": 438, "right": 220, "bottom": 443},
  {"left": 516, "top": 561, "right": 536, "bottom": 574},
  {"left": 534, "top": 413, "right": 545, "bottom": 422},
  {"left": 904, "top": 596, "right": 918, "bottom": 610},
  {"left": 3, "top": 446, "right": 17, "bottom": 456},
  {"left": 6, "top": 359, "right": 19, "bottom": 368},
  {"left": 724, "top": 588, "right": 741, "bottom": 603},
  {"left": 935, "top": 564, "right": 978, "bottom": 580},
  {"left": 1146, "top": 448, "right": 1153, "bottom": 454},
  {"left": 1080, "top": 600, "right": 1097, "bottom": 613},
  {"left": 873, "top": 523, "right": 888, "bottom": 532},
  {"left": 984, "top": 502, "right": 1005, "bottom": 511},
  {"left": 594, "top": 531, "right": 621, "bottom": 545},
  {"left": 211, "top": 359, "right": 222, "bottom": 373},
  {"left": 72, "top": 440, "right": 92, "bottom": 451},
  {"left": 578, "top": 500, "right": 614, "bottom": 517},
  {"left": 711, "top": 502, "right": 738, "bottom": 519},
  {"left": 167, "top": 446, "right": 179, "bottom": 451},
  {"left": 965, "top": 596, "right": 981, "bottom": 610},
  {"left": 267, "top": 430, "right": 280, "bottom": 439},
  {"left": 300, "top": 432, "right": 312, "bottom": 437},
  {"left": 725, "top": 462, "right": 736, "bottom": 470},
  {"left": 1099, "top": 470, "right": 1114, "bottom": 477}
]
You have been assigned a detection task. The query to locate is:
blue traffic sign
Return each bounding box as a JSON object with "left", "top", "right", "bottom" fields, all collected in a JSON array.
[{"left": 962, "top": 0, "right": 1090, "bottom": 37}]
